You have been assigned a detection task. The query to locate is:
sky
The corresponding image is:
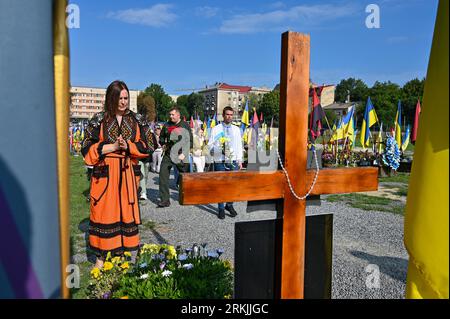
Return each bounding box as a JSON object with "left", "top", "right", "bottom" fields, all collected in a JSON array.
[{"left": 69, "top": 0, "right": 439, "bottom": 95}]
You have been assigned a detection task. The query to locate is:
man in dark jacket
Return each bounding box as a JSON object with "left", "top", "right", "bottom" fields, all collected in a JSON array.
[{"left": 157, "top": 106, "right": 193, "bottom": 207}]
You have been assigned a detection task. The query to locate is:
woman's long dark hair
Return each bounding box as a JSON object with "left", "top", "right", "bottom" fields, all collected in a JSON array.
[{"left": 104, "top": 80, "right": 129, "bottom": 121}]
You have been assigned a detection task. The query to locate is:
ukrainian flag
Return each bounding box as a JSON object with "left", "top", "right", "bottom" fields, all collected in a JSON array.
[
  {"left": 210, "top": 114, "right": 217, "bottom": 128},
  {"left": 401, "top": 124, "right": 411, "bottom": 152},
  {"left": 360, "top": 97, "right": 379, "bottom": 149},
  {"left": 342, "top": 106, "right": 355, "bottom": 139},
  {"left": 330, "top": 117, "right": 344, "bottom": 142},
  {"left": 240, "top": 100, "right": 250, "bottom": 133},
  {"left": 395, "top": 100, "right": 402, "bottom": 147},
  {"left": 0, "top": 0, "right": 70, "bottom": 298},
  {"left": 377, "top": 122, "right": 384, "bottom": 153},
  {"left": 404, "top": 0, "right": 448, "bottom": 299}
]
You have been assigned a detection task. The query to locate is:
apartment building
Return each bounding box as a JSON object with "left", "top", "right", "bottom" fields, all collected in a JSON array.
[
  {"left": 70, "top": 86, "right": 139, "bottom": 123},
  {"left": 198, "top": 82, "right": 271, "bottom": 121}
]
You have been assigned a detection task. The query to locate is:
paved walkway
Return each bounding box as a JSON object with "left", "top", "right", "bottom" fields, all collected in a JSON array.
[{"left": 72, "top": 169, "right": 409, "bottom": 299}]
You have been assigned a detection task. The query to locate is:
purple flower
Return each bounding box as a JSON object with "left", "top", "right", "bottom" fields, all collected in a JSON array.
[
  {"left": 102, "top": 292, "right": 111, "bottom": 299},
  {"left": 207, "top": 251, "right": 219, "bottom": 258},
  {"left": 216, "top": 248, "right": 224, "bottom": 257},
  {"left": 159, "top": 262, "right": 166, "bottom": 270},
  {"left": 178, "top": 254, "right": 188, "bottom": 261}
]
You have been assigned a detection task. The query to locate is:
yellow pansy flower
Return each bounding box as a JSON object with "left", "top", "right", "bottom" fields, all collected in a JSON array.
[
  {"left": 124, "top": 251, "right": 132, "bottom": 257},
  {"left": 103, "top": 262, "right": 113, "bottom": 271},
  {"left": 90, "top": 267, "right": 100, "bottom": 279},
  {"left": 120, "top": 262, "right": 129, "bottom": 270}
]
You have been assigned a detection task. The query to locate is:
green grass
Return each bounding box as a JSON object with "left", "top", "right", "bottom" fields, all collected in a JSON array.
[
  {"left": 69, "top": 155, "right": 92, "bottom": 299},
  {"left": 325, "top": 193, "right": 405, "bottom": 215},
  {"left": 379, "top": 172, "right": 410, "bottom": 184},
  {"left": 142, "top": 220, "right": 156, "bottom": 230},
  {"left": 69, "top": 155, "right": 90, "bottom": 250},
  {"left": 71, "top": 261, "right": 92, "bottom": 299},
  {"left": 394, "top": 186, "right": 409, "bottom": 197}
]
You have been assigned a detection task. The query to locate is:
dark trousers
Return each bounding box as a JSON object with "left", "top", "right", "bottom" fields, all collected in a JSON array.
[
  {"left": 214, "top": 161, "right": 238, "bottom": 210},
  {"left": 159, "top": 155, "right": 189, "bottom": 202}
]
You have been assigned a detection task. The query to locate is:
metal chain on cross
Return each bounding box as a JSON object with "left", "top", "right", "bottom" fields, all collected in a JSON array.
[{"left": 276, "top": 147, "right": 320, "bottom": 200}]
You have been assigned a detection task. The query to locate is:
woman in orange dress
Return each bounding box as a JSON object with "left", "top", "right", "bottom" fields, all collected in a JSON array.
[{"left": 81, "top": 80, "right": 150, "bottom": 268}]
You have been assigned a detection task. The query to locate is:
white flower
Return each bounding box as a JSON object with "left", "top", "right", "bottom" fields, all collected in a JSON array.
[
  {"left": 139, "top": 263, "right": 148, "bottom": 268},
  {"left": 182, "top": 263, "right": 194, "bottom": 270},
  {"left": 162, "top": 270, "right": 172, "bottom": 277},
  {"left": 140, "top": 274, "right": 149, "bottom": 280}
]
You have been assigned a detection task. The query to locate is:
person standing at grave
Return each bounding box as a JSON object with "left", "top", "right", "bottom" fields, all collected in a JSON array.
[
  {"left": 138, "top": 114, "right": 156, "bottom": 201},
  {"left": 157, "top": 106, "right": 192, "bottom": 207},
  {"left": 81, "top": 80, "right": 150, "bottom": 269},
  {"left": 208, "top": 106, "right": 243, "bottom": 219},
  {"left": 151, "top": 124, "right": 163, "bottom": 173},
  {"left": 192, "top": 126, "right": 208, "bottom": 172}
]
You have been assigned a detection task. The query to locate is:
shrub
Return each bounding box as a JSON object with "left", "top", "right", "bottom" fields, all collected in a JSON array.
[{"left": 86, "top": 244, "right": 233, "bottom": 299}]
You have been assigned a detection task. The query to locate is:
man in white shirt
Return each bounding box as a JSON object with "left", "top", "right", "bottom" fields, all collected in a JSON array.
[{"left": 208, "top": 106, "right": 243, "bottom": 219}]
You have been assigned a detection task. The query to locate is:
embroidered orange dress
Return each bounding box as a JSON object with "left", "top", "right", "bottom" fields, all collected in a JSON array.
[{"left": 81, "top": 111, "right": 150, "bottom": 256}]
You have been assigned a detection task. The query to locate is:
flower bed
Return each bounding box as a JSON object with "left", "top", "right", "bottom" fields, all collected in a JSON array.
[{"left": 86, "top": 244, "right": 233, "bottom": 299}]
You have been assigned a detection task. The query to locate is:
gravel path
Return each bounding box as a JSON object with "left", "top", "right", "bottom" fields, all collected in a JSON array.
[{"left": 73, "top": 170, "right": 409, "bottom": 299}]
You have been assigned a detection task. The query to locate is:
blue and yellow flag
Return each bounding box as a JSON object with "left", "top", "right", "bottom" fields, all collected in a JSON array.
[
  {"left": 401, "top": 124, "right": 411, "bottom": 152},
  {"left": 240, "top": 100, "right": 250, "bottom": 133},
  {"left": 394, "top": 100, "right": 402, "bottom": 147},
  {"left": 0, "top": 0, "right": 70, "bottom": 298},
  {"left": 210, "top": 114, "right": 217, "bottom": 128},
  {"left": 404, "top": 0, "right": 448, "bottom": 299},
  {"left": 360, "top": 97, "right": 378, "bottom": 149},
  {"left": 342, "top": 106, "right": 355, "bottom": 140}
]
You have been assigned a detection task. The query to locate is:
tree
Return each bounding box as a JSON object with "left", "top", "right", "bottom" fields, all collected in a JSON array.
[
  {"left": 143, "top": 83, "right": 174, "bottom": 121},
  {"left": 335, "top": 78, "right": 369, "bottom": 103},
  {"left": 242, "top": 93, "right": 262, "bottom": 113},
  {"left": 137, "top": 92, "right": 156, "bottom": 122},
  {"left": 187, "top": 93, "right": 205, "bottom": 119},
  {"left": 259, "top": 90, "right": 280, "bottom": 124},
  {"left": 368, "top": 81, "right": 402, "bottom": 128},
  {"left": 324, "top": 110, "right": 337, "bottom": 129},
  {"left": 401, "top": 78, "right": 425, "bottom": 125}
]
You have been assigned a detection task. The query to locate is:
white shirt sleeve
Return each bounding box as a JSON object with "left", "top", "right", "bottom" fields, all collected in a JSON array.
[{"left": 234, "top": 126, "right": 243, "bottom": 162}]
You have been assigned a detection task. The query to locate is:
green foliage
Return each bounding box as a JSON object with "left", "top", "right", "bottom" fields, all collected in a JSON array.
[
  {"left": 86, "top": 253, "right": 132, "bottom": 299},
  {"left": 379, "top": 172, "right": 410, "bottom": 184},
  {"left": 187, "top": 93, "right": 205, "bottom": 119},
  {"left": 325, "top": 193, "right": 405, "bottom": 215},
  {"left": 143, "top": 83, "right": 174, "bottom": 121},
  {"left": 401, "top": 78, "right": 425, "bottom": 123},
  {"left": 335, "top": 78, "right": 369, "bottom": 103},
  {"left": 87, "top": 244, "right": 233, "bottom": 299},
  {"left": 368, "top": 81, "right": 402, "bottom": 126},
  {"left": 324, "top": 110, "right": 337, "bottom": 128},
  {"left": 243, "top": 93, "right": 263, "bottom": 112},
  {"left": 137, "top": 92, "right": 156, "bottom": 122},
  {"left": 259, "top": 90, "right": 280, "bottom": 123}
]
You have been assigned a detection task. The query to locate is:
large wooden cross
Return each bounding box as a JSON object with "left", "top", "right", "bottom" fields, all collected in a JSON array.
[{"left": 179, "top": 31, "right": 378, "bottom": 299}]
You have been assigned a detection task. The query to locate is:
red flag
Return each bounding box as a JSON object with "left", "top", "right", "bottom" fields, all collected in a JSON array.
[
  {"left": 252, "top": 109, "right": 259, "bottom": 129},
  {"left": 309, "top": 88, "right": 324, "bottom": 139},
  {"left": 189, "top": 116, "right": 194, "bottom": 128},
  {"left": 411, "top": 99, "right": 421, "bottom": 143}
]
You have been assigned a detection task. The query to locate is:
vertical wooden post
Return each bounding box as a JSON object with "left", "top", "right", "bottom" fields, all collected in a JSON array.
[{"left": 278, "top": 31, "right": 310, "bottom": 298}]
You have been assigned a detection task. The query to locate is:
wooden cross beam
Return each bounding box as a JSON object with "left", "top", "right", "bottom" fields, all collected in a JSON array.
[{"left": 179, "top": 31, "right": 378, "bottom": 299}]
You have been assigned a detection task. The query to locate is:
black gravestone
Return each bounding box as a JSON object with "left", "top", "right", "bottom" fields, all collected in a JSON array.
[{"left": 234, "top": 212, "right": 333, "bottom": 299}]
